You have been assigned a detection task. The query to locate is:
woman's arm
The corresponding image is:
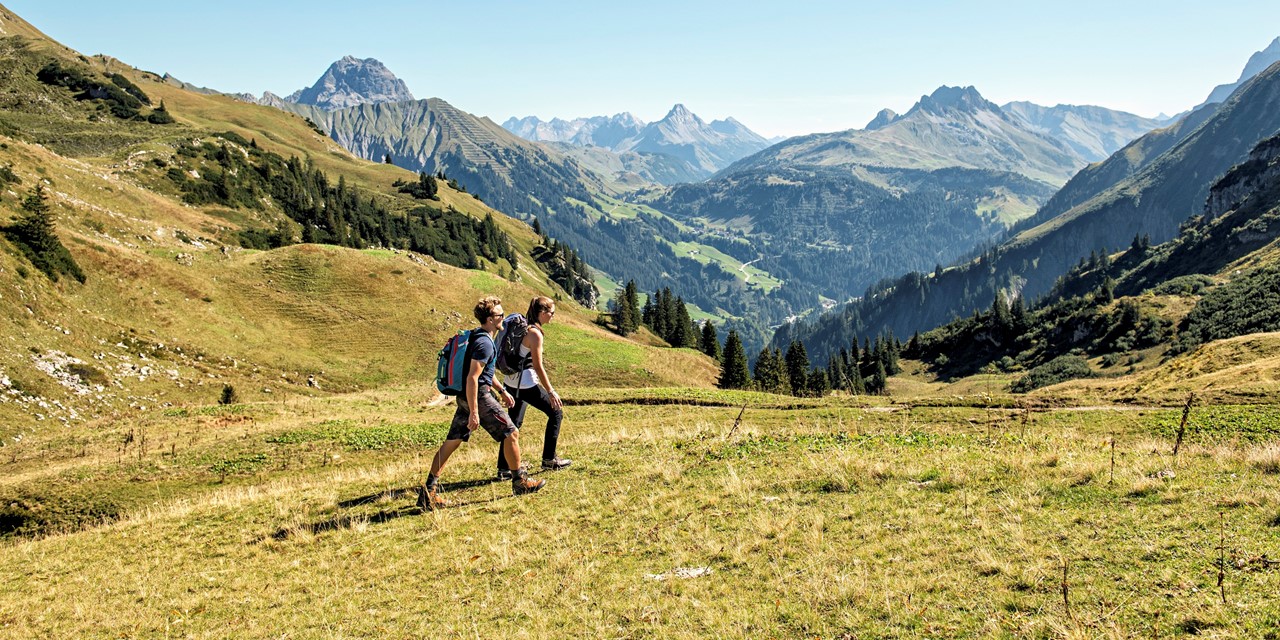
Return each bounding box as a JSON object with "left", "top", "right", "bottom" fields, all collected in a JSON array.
[{"left": 526, "top": 328, "right": 562, "bottom": 410}]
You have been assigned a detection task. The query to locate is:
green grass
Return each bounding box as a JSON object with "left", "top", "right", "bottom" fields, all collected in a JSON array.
[
  {"left": 669, "top": 240, "right": 783, "bottom": 293},
  {"left": 2, "top": 388, "right": 1278, "bottom": 637}
]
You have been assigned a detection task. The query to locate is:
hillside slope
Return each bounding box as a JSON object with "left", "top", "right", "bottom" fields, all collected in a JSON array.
[{"left": 0, "top": 9, "right": 719, "bottom": 441}]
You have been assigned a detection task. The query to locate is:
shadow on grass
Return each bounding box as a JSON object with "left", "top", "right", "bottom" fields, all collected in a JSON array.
[{"left": 264, "top": 477, "right": 530, "bottom": 541}]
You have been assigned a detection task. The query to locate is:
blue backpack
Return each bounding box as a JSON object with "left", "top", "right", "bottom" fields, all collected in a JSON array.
[{"left": 436, "top": 330, "right": 496, "bottom": 396}]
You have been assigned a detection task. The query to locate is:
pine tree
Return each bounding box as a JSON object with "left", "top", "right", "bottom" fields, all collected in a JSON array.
[
  {"left": 784, "top": 340, "right": 810, "bottom": 397},
  {"left": 613, "top": 287, "right": 636, "bottom": 336},
  {"left": 806, "top": 368, "right": 830, "bottom": 398},
  {"left": 624, "top": 281, "right": 641, "bottom": 333},
  {"left": 753, "top": 347, "right": 787, "bottom": 394},
  {"left": 700, "top": 320, "right": 721, "bottom": 360},
  {"left": 826, "top": 357, "right": 844, "bottom": 393},
  {"left": 1010, "top": 296, "right": 1030, "bottom": 335},
  {"left": 642, "top": 290, "right": 656, "bottom": 328},
  {"left": 15, "top": 184, "right": 57, "bottom": 253},
  {"left": 884, "top": 331, "right": 901, "bottom": 375},
  {"left": 719, "top": 331, "right": 750, "bottom": 389},
  {"left": 672, "top": 297, "right": 694, "bottom": 347},
  {"left": 9, "top": 184, "right": 84, "bottom": 283},
  {"left": 870, "top": 359, "right": 888, "bottom": 395}
]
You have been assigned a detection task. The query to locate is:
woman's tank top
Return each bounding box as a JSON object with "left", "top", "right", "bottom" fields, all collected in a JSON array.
[{"left": 502, "top": 330, "right": 541, "bottom": 389}]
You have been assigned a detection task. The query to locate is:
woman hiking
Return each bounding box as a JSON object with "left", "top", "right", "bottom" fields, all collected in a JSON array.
[{"left": 497, "top": 296, "right": 571, "bottom": 479}]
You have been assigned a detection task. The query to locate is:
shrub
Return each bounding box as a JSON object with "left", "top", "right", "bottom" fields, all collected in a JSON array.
[
  {"left": 219, "top": 384, "right": 239, "bottom": 405},
  {"left": 1151, "top": 274, "right": 1214, "bottom": 296},
  {"left": 1175, "top": 263, "right": 1280, "bottom": 353},
  {"left": 0, "top": 164, "right": 19, "bottom": 188},
  {"left": 1011, "top": 355, "right": 1094, "bottom": 393}
]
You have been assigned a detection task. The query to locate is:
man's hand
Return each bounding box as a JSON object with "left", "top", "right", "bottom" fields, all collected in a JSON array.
[{"left": 467, "top": 412, "right": 480, "bottom": 431}]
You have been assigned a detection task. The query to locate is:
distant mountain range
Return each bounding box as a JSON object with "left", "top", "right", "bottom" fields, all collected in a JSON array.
[
  {"left": 237, "top": 47, "right": 1278, "bottom": 360},
  {"left": 775, "top": 57, "right": 1280, "bottom": 362},
  {"left": 723, "top": 85, "right": 1083, "bottom": 186},
  {"left": 502, "top": 105, "right": 773, "bottom": 182},
  {"left": 999, "top": 102, "right": 1169, "bottom": 163}
]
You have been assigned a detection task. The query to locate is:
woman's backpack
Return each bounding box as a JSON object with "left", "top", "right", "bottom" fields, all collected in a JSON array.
[{"left": 495, "top": 313, "right": 530, "bottom": 376}]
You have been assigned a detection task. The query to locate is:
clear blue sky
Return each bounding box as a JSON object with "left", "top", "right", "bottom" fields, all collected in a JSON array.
[{"left": 7, "top": 0, "right": 1280, "bottom": 138}]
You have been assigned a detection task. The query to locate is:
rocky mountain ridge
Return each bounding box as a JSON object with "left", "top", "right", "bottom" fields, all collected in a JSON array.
[{"left": 502, "top": 104, "right": 772, "bottom": 181}]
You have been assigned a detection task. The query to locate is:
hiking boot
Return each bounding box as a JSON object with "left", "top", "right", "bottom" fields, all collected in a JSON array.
[
  {"left": 496, "top": 463, "right": 526, "bottom": 481},
  {"left": 417, "top": 482, "right": 448, "bottom": 512},
  {"left": 512, "top": 471, "right": 545, "bottom": 496},
  {"left": 541, "top": 457, "right": 573, "bottom": 471}
]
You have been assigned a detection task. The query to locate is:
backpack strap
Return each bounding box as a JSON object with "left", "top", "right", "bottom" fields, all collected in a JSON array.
[{"left": 470, "top": 331, "right": 498, "bottom": 377}]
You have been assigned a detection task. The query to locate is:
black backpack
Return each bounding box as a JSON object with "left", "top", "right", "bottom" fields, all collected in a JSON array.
[{"left": 495, "top": 313, "right": 530, "bottom": 376}]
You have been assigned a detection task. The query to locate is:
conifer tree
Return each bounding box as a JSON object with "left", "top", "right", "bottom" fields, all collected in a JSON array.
[
  {"left": 613, "top": 287, "right": 636, "bottom": 336},
  {"left": 8, "top": 184, "right": 84, "bottom": 283},
  {"left": 622, "top": 280, "right": 640, "bottom": 334},
  {"left": 642, "top": 291, "right": 656, "bottom": 328},
  {"left": 870, "top": 359, "right": 888, "bottom": 394},
  {"left": 672, "top": 296, "right": 694, "bottom": 347},
  {"left": 753, "top": 347, "right": 787, "bottom": 394},
  {"left": 15, "top": 184, "right": 57, "bottom": 253},
  {"left": 784, "top": 340, "right": 810, "bottom": 397},
  {"left": 884, "top": 331, "right": 901, "bottom": 375},
  {"left": 1010, "top": 296, "right": 1030, "bottom": 335},
  {"left": 719, "top": 331, "right": 750, "bottom": 389},
  {"left": 826, "top": 357, "right": 844, "bottom": 393},
  {"left": 806, "top": 368, "right": 830, "bottom": 398},
  {"left": 700, "top": 320, "right": 721, "bottom": 360}
]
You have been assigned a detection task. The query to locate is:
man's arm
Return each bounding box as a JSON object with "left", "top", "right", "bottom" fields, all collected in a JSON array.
[{"left": 465, "top": 357, "right": 484, "bottom": 430}]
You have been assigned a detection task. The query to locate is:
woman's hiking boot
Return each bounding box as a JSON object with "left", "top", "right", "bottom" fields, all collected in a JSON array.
[
  {"left": 512, "top": 470, "right": 545, "bottom": 496},
  {"left": 496, "top": 462, "right": 527, "bottom": 481},
  {"left": 417, "top": 481, "right": 448, "bottom": 512},
  {"left": 541, "top": 457, "right": 573, "bottom": 471}
]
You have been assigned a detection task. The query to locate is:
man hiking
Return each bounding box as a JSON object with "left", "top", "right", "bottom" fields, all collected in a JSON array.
[{"left": 420, "top": 296, "right": 545, "bottom": 511}]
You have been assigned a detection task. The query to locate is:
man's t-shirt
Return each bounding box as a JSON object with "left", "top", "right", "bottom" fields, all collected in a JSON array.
[{"left": 465, "top": 329, "right": 498, "bottom": 389}]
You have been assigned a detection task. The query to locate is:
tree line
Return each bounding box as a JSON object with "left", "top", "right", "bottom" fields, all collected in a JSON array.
[{"left": 163, "top": 132, "right": 518, "bottom": 272}]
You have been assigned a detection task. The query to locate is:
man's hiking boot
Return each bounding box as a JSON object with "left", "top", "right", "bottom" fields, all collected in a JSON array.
[
  {"left": 541, "top": 457, "right": 573, "bottom": 471},
  {"left": 417, "top": 482, "right": 448, "bottom": 512},
  {"left": 512, "top": 471, "right": 545, "bottom": 496}
]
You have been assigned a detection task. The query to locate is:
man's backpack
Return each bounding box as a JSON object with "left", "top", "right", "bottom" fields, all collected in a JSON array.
[
  {"left": 495, "top": 313, "right": 530, "bottom": 376},
  {"left": 436, "top": 330, "right": 496, "bottom": 396}
]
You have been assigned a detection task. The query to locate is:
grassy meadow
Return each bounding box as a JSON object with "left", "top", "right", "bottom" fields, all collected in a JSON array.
[{"left": 2, "top": 381, "right": 1278, "bottom": 638}]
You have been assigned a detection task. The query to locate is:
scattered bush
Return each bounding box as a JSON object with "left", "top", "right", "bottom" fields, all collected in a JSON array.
[
  {"left": 0, "top": 164, "right": 19, "bottom": 188},
  {"left": 1175, "top": 263, "right": 1280, "bottom": 353},
  {"left": 37, "top": 60, "right": 144, "bottom": 119},
  {"left": 1151, "top": 274, "right": 1215, "bottom": 296},
  {"left": 1011, "top": 355, "right": 1094, "bottom": 393},
  {"left": 219, "top": 384, "right": 239, "bottom": 405}
]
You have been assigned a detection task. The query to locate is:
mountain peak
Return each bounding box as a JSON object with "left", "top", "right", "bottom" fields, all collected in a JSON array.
[
  {"left": 865, "top": 108, "right": 899, "bottom": 130},
  {"left": 663, "top": 103, "right": 699, "bottom": 122},
  {"left": 290, "top": 56, "right": 415, "bottom": 111}
]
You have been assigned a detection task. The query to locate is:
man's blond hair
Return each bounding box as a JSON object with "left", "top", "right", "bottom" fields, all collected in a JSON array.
[{"left": 473, "top": 296, "right": 502, "bottom": 323}]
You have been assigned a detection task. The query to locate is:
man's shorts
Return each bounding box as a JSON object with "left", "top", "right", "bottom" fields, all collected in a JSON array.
[{"left": 447, "top": 385, "right": 518, "bottom": 442}]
